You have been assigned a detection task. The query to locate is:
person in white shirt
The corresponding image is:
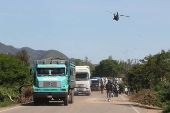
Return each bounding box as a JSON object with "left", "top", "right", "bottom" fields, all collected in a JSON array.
[{"left": 125, "top": 86, "right": 128, "bottom": 95}]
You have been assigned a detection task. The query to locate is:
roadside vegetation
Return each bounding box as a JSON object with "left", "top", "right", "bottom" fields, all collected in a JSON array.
[
  {"left": 1, "top": 49, "right": 170, "bottom": 112},
  {"left": 0, "top": 50, "right": 33, "bottom": 107},
  {"left": 126, "top": 50, "right": 170, "bottom": 113},
  {"left": 71, "top": 56, "right": 95, "bottom": 73}
]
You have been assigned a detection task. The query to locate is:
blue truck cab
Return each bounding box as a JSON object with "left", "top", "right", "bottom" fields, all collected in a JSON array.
[
  {"left": 92, "top": 77, "right": 102, "bottom": 87},
  {"left": 32, "top": 60, "right": 76, "bottom": 106}
]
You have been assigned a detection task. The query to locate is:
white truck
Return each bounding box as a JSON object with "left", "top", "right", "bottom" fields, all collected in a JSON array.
[
  {"left": 74, "top": 66, "right": 91, "bottom": 96},
  {"left": 114, "top": 78, "right": 122, "bottom": 84}
]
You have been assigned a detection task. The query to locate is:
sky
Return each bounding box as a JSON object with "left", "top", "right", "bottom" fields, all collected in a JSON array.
[{"left": 0, "top": 0, "right": 170, "bottom": 64}]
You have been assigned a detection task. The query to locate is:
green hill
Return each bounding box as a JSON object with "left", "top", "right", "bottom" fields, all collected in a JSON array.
[{"left": 0, "top": 42, "right": 69, "bottom": 66}]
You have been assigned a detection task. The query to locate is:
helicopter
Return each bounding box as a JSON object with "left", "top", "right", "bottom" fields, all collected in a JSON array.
[{"left": 107, "top": 11, "right": 130, "bottom": 21}]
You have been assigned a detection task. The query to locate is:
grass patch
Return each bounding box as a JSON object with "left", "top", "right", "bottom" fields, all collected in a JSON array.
[{"left": 0, "top": 101, "right": 18, "bottom": 108}]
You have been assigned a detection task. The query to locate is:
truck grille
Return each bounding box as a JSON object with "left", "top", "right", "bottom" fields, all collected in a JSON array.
[
  {"left": 76, "top": 84, "right": 85, "bottom": 88},
  {"left": 39, "top": 81, "right": 61, "bottom": 87}
]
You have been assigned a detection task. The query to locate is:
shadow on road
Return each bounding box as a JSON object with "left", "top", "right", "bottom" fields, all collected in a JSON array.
[
  {"left": 115, "top": 103, "right": 162, "bottom": 110},
  {"left": 21, "top": 101, "right": 68, "bottom": 106},
  {"left": 74, "top": 94, "right": 86, "bottom": 96}
]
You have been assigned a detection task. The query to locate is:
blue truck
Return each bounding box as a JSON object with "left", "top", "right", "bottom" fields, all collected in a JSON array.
[
  {"left": 32, "top": 59, "right": 76, "bottom": 106},
  {"left": 92, "top": 77, "right": 102, "bottom": 87}
]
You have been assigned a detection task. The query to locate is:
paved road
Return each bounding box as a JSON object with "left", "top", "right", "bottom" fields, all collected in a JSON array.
[{"left": 0, "top": 91, "right": 162, "bottom": 113}]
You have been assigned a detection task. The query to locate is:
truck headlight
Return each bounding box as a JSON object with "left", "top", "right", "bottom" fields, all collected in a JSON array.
[
  {"left": 60, "top": 89, "right": 66, "bottom": 91},
  {"left": 60, "top": 89, "right": 68, "bottom": 91}
]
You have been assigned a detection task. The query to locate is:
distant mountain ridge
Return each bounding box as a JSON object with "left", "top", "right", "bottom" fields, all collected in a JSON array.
[{"left": 0, "top": 42, "right": 69, "bottom": 63}]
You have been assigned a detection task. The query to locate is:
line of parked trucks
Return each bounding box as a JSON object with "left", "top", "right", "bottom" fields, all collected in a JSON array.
[
  {"left": 31, "top": 59, "right": 92, "bottom": 106},
  {"left": 31, "top": 59, "right": 121, "bottom": 106}
]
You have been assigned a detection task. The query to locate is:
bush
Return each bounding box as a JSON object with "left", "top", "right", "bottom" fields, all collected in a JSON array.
[
  {"left": 153, "top": 81, "right": 170, "bottom": 112},
  {"left": 0, "top": 100, "right": 16, "bottom": 107},
  {"left": 130, "top": 89, "right": 160, "bottom": 107},
  {"left": 0, "top": 87, "right": 17, "bottom": 102},
  {"left": 0, "top": 53, "right": 31, "bottom": 85},
  {"left": 0, "top": 53, "right": 33, "bottom": 107},
  {"left": 162, "top": 102, "right": 170, "bottom": 113}
]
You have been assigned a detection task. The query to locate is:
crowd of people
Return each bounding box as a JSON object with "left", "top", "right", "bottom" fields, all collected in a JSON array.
[{"left": 100, "top": 80, "right": 126, "bottom": 102}]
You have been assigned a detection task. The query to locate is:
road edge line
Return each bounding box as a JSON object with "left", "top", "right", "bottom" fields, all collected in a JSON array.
[{"left": 120, "top": 95, "right": 140, "bottom": 113}]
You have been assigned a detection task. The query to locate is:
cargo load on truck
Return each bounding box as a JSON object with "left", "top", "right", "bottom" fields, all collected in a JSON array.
[{"left": 32, "top": 59, "right": 76, "bottom": 106}]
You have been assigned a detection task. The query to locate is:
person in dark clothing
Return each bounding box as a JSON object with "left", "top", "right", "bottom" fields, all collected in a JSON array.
[
  {"left": 100, "top": 83, "right": 104, "bottom": 94},
  {"left": 119, "top": 84, "right": 123, "bottom": 94},
  {"left": 113, "top": 84, "right": 118, "bottom": 97},
  {"left": 106, "top": 80, "right": 113, "bottom": 102}
]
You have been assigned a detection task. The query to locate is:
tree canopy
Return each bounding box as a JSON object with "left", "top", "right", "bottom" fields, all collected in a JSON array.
[
  {"left": 127, "top": 50, "right": 170, "bottom": 90},
  {"left": 71, "top": 57, "right": 95, "bottom": 73},
  {"left": 15, "top": 50, "right": 30, "bottom": 67},
  {"left": 92, "top": 59, "right": 123, "bottom": 78},
  {"left": 0, "top": 53, "right": 31, "bottom": 85}
]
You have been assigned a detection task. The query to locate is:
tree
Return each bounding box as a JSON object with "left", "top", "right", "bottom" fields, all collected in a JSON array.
[
  {"left": 93, "top": 59, "right": 123, "bottom": 78},
  {"left": 71, "top": 59, "right": 84, "bottom": 66},
  {"left": 71, "top": 57, "right": 95, "bottom": 73},
  {"left": 0, "top": 53, "right": 31, "bottom": 85},
  {"left": 15, "top": 50, "right": 30, "bottom": 67},
  {"left": 127, "top": 50, "right": 170, "bottom": 90},
  {"left": 108, "top": 55, "right": 113, "bottom": 60}
]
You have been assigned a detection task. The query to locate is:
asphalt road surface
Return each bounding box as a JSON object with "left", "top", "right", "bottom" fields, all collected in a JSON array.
[{"left": 0, "top": 91, "right": 162, "bottom": 113}]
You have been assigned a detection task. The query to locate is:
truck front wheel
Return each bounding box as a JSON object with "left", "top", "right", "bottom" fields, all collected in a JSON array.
[
  {"left": 70, "top": 89, "right": 74, "bottom": 103},
  {"left": 69, "top": 89, "right": 74, "bottom": 103},
  {"left": 64, "top": 95, "right": 68, "bottom": 106}
]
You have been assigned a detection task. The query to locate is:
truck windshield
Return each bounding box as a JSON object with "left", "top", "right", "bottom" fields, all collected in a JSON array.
[
  {"left": 37, "top": 68, "right": 65, "bottom": 76},
  {"left": 92, "top": 81, "right": 99, "bottom": 84},
  {"left": 76, "top": 74, "right": 89, "bottom": 81}
]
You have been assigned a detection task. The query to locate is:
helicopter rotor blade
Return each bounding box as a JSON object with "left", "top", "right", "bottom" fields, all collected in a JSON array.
[
  {"left": 120, "top": 15, "right": 124, "bottom": 16},
  {"left": 125, "top": 16, "right": 130, "bottom": 17}
]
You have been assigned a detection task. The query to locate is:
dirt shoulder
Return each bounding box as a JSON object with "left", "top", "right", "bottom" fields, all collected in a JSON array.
[
  {"left": 122, "top": 94, "right": 163, "bottom": 113},
  {"left": 85, "top": 93, "right": 163, "bottom": 113}
]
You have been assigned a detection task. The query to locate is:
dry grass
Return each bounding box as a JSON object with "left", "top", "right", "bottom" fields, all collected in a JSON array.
[
  {"left": 129, "top": 89, "right": 158, "bottom": 107},
  {"left": 17, "top": 87, "right": 33, "bottom": 103}
]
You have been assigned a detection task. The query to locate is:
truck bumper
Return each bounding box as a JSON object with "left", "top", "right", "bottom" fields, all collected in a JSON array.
[
  {"left": 74, "top": 91, "right": 90, "bottom": 94},
  {"left": 91, "top": 88, "right": 100, "bottom": 91},
  {"left": 33, "top": 92, "right": 67, "bottom": 98}
]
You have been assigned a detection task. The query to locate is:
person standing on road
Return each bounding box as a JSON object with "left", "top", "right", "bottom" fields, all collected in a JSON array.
[
  {"left": 106, "top": 80, "right": 113, "bottom": 102},
  {"left": 113, "top": 83, "right": 118, "bottom": 97},
  {"left": 100, "top": 83, "right": 104, "bottom": 94},
  {"left": 116, "top": 84, "right": 119, "bottom": 97},
  {"left": 125, "top": 86, "right": 128, "bottom": 95},
  {"left": 111, "top": 83, "right": 114, "bottom": 97}
]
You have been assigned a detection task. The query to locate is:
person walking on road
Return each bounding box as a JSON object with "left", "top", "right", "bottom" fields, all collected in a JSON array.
[
  {"left": 116, "top": 84, "right": 119, "bottom": 97},
  {"left": 106, "top": 80, "right": 113, "bottom": 102}
]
